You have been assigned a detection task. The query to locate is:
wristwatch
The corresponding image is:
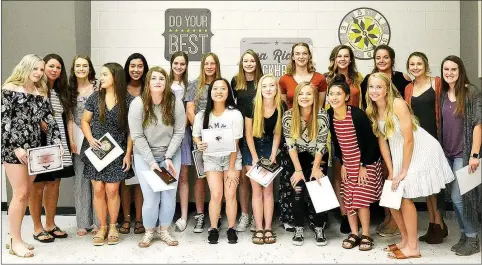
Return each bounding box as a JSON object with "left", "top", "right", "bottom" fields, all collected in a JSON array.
[
  {"left": 472, "top": 153, "right": 479, "bottom": 159},
  {"left": 360, "top": 162, "right": 366, "bottom": 167}
]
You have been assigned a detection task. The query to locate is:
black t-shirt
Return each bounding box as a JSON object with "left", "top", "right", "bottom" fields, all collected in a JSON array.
[
  {"left": 360, "top": 71, "right": 411, "bottom": 109},
  {"left": 246, "top": 102, "right": 287, "bottom": 139},
  {"left": 231, "top": 77, "right": 256, "bottom": 117}
]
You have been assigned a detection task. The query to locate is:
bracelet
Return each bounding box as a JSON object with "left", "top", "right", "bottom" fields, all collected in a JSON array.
[{"left": 295, "top": 169, "right": 303, "bottom": 172}]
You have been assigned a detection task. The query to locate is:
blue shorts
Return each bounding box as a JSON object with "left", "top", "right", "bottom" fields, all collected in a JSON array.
[{"left": 241, "top": 136, "right": 274, "bottom": 166}]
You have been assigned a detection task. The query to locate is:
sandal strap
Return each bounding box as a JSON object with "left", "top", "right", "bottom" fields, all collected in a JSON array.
[
  {"left": 140, "top": 231, "right": 154, "bottom": 243},
  {"left": 159, "top": 231, "right": 177, "bottom": 244}
]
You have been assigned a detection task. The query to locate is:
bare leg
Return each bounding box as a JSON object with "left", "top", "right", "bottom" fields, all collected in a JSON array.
[
  {"left": 238, "top": 167, "right": 250, "bottom": 216},
  {"left": 263, "top": 182, "right": 274, "bottom": 231},
  {"left": 332, "top": 160, "right": 346, "bottom": 215},
  {"left": 133, "top": 185, "right": 143, "bottom": 222},
  {"left": 205, "top": 172, "right": 224, "bottom": 228},
  {"left": 194, "top": 178, "right": 206, "bottom": 214},
  {"left": 5, "top": 163, "right": 36, "bottom": 255},
  {"left": 44, "top": 179, "right": 65, "bottom": 236},
  {"left": 390, "top": 199, "right": 420, "bottom": 258},
  {"left": 224, "top": 170, "right": 240, "bottom": 228},
  {"left": 390, "top": 208, "right": 408, "bottom": 249},
  {"left": 250, "top": 178, "right": 264, "bottom": 231},
  {"left": 178, "top": 165, "right": 190, "bottom": 220},
  {"left": 105, "top": 182, "right": 121, "bottom": 225},
  {"left": 120, "top": 181, "right": 132, "bottom": 225},
  {"left": 28, "top": 182, "right": 46, "bottom": 235},
  {"left": 92, "top": 180, "right": 107, "bottom": 227}
]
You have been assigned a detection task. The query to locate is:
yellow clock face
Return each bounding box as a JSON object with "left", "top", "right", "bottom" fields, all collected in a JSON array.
[{"left": 338, "top": 7, "right": 391, "bottom": 60}]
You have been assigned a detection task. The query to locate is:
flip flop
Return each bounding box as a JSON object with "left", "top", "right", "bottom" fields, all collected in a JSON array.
[
  {"left": 33, "top": 231, "right": 55, "bottom": 243},
  {"left": 388, "top": 249, "right": 422, "bottom": 259},
  {"left": 46, "top": 226, "right": 68, "bottom": 238},
  {"left": 383, "top": 243, "right": 399, "bottom": 252}
]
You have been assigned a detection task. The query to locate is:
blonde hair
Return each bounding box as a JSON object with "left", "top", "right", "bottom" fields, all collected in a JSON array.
[
  {"left": 285, "top": 42, "right": 316, "bottom": 75},
  {"left": 234, "top": 49, "right": 263, "bottom": 91},
  {"left": 365, "top": 72, "right": 419, "bottom": 139},
  {"left": 3, "top": 54, "right": 48, "bottom": 96},
  {"left": 252, "top": 74, "right": 283, "bottom": 138},
  {"left": 290, "top": 81, "right": 319, "bottom": 141},
  {"left": 195, "top": 52, "right": 221, "bottom": 102}
]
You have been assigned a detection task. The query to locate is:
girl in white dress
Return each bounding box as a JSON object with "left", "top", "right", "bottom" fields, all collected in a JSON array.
[{"left": 365, "top": 73, "right": 454, "bottom": 259}]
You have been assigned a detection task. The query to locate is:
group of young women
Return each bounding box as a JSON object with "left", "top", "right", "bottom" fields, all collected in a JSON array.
[{"left": 1, "top": 42, "right": 480, "bottom": 259}]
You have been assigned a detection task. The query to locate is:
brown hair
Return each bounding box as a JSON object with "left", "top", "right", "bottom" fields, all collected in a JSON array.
[{"left": 142, "top": 66, "right": 175, "bottom": 128}]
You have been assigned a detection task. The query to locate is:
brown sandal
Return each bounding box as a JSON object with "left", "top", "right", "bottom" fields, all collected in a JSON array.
[
  {"left": 359, "top": 235, "right": 374, "bottom": 251},
  {"left": 342, "top": 234, "right": 360, "bottom": 249},
  {"left": 252, "top": 230, "right": 264, "bottom": 245},
  {"left": 118, "top": 221, "right": 131, "bottom": 234},
  {"left": 134, "top": 221, "right": 145, "bottom": 234},
  {"left": 263, "top": 230, "right": 276, "bottom": 244}
]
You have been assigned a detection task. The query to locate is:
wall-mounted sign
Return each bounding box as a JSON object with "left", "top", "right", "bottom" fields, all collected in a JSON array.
[
  {"left": 240, "top": 38, "right": 313, "bottom": 77},
  {"left": 163, "top": 9, "right": 213, "bottom": 61},
  {"left": 338, "top": 7, "right": 391, "bottom": 60}
]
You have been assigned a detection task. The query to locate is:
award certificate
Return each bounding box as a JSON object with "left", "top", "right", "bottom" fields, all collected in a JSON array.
[
  {"left": 27, "top": 145, "right": 63, "bottom": 175},
  {"left": 201, "top": 128, "right": 236, "bottom": 155}
]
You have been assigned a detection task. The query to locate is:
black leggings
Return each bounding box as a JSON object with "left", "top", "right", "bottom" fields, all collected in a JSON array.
[{"left": 291, "top": 151, "right": 327, "bottom": 227}]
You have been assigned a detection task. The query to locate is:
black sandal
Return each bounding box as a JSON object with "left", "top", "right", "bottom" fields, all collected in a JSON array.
[
  {"left": 33, "top": 231, "right": 55, "bottom": 243},
  {"left": 342, "top": 233, "right": 360, "bottom": 249},
  {"left": 47, "top": 226, "right": 68, "bottom": 239},
  {"left": 359, "top": 235, "right": 374, "bottom": 251}
]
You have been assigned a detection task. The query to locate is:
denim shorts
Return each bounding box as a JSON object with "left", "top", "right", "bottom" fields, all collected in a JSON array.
[
  {"left": 203, "top": 151, "right": 242, "bottom": 172},
  {"left": 241, "top": 136, "right": 274, "bottom": 166}
]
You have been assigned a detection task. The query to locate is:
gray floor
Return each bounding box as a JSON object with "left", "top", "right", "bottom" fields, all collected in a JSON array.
[{"left": 1, "top": 211, "right": 480, "bottom": 264}]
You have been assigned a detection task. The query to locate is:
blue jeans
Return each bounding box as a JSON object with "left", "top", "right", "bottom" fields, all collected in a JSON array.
[
  {"left": 136, "top": 150, "right": 181, "bottom": 229},
  {"left": 241, "top": 136, "right": 274, "bottom": 166},
  {"left": 447, "top": 157, "right": 477, "bottom": 237}
]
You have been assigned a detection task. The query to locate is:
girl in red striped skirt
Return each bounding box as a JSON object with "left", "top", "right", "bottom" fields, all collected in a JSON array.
[{"left": 327, "top": 74, "right": 383, "bottom": 251}]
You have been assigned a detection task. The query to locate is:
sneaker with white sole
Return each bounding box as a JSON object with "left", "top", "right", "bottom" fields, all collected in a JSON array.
[
  {"left": 236, "top": 213, "right": 250, "bottom": 232},
  {"left": 193, "top": 213, "right": 205, "bottom": 233},
  {"left": 175, "top": 218, "right": 187, "bottom": 232},
  {"left": 314, "top": 226, "right": 327, "bottom": 246},
  {"left": 284, "top": 222, "right": 295, "bottom": 232},
  {"left": 292, "top": 227, "right": 304, "bottom": 246}
]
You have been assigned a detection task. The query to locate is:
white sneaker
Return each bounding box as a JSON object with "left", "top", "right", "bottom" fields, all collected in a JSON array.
[
  {"left": 249, "top": 215, "right": 256, "bottom": 232},
  {"left": 236, "top": 213, "right": 250, "bottom": 232},
  {"left": 175, "top": 218, "right": 187, "bottom": 232},
  {"left": 283, "top": 223, "right": 295, "bottom": 232}
]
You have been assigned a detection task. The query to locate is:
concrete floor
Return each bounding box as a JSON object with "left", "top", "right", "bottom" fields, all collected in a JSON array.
[{"left": 1, "top": 211, "right": 480, "bottom": 264}]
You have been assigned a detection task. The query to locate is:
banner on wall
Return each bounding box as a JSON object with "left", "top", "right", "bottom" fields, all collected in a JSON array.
[
  {"left": 240, "top": 38, "right": 313, "bottom": 77},
  {"left": 163, "top": 9, "right": 213, "bottom": 61}
]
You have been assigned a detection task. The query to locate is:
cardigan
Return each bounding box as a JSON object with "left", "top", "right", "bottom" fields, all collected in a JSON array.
[
  {"left": 404, "top": 76, "right": 442, "bottom": 136},
  {"left": 327, "top": 106, "right": 381, "bottom": 166}
]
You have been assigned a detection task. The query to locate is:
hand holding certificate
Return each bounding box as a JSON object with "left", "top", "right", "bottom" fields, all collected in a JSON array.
[
  {"left": 27, "top": 145, "right": 64, "bottom": 175},
  {"left": 455, "top": 159, "right": 481, "bottom": 195},
  {"left": 84, "top": 133, "right": 124, "bottom": 172},
  {"left": 379, "top": 180, "right": 406, "bottom": 210},
  {"left": 305, "top": 177, "right": 339, "bottom": 213},
  {"left": 201, "top": 128, "right": 236, "bottom": 155},
  {"left": 246, "top": 163, "right": 282, "bottom": 187}
]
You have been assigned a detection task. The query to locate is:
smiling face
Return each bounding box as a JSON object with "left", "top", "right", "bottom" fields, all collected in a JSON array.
[
  {"left": 328, "top": 85, "right": 349, "bottom": 109},
  {"left": 171, "top": 55, "right": 187, "bottom": 77},
  {"left": 297, "top": 84, "right": 315, "bottom": 108},
  {"left": 292, "top": 45, "right": 309, "bottom": 68},
  {"left": 368, "top": 76, "right": 388, "bottom": 103},
  {"left": 28, "top": 61, "right": 45, "bottom": 83},
  {"left": 442, "top": 60, "right": 459, "bottom": 86},
  {"left": 335, "top": 48, "right": 351, "bottom": 70},
  {"left": 99, "top": 67, "right": 114, "bottom": 89},
  {"left": 74, "top": 58, "right": 90, "bottom": 79},
  {"left": 149, "top": 71, "right": 166, "bottom": 94},
  {"left": 408, "top": 56, "right": 426, "bottom": 78},
  {"left": 204, "top": 55, "right": 217, "bottom": 77},
  {"left": 128, "top": 59, "right": 144, "bottom": 81},
  {"left": 375, "top": 49, "right": 392, "bottom": 72},
  {"left": 211, "top": 80, "right": 228, "bottom": 103},
  {"left": 45, "top": 59, "right": 62, "bottom": 82},
  {"left": 261, "top": 77, "right": 277, "bottom": 100},
  {"left": 242, "top": 53, "right": 257, "bottom": 74}
]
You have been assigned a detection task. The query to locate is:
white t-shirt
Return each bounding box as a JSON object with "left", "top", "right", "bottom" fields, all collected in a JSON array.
[
  {"left": 192, "top": 107, "right": 244, "bottom": 157},
  {"left": 171, "top": 83, "right": 185, "bottom": 100}
]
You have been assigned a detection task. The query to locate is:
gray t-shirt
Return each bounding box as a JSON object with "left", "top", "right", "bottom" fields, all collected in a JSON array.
[
  {"left": 185, "top": 78, "right": 209, "bottom": 115},
  {"left": 128, "top": 96, "right": 186, "bottom": 166}
]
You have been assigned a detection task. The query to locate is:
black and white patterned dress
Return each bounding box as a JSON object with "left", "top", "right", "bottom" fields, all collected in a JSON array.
[
  {"left": 81, "top": 91, "right": 134, "bottom": 183},
  {"left": 1, "top": 88, "right": 61, "bottom": 164}
]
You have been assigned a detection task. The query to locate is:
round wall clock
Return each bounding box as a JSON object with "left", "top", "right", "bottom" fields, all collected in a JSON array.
[{"left": 338, "top": 7, "right": 391, "bottom": 60}]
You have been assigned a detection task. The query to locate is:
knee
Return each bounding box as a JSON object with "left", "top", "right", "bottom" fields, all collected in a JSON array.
[
  {"left": 179, "top": 172, "right": 189, "bottom": 186},
  {"left": 93, "top": 186, "right": 105, "bottom": 198},
  {"left": 210, "top": 190, "right": 223, "bottom": 203},
  {"left": 105, "top": 188, "right": 119, "bottom": 200},
  {"left": 15, "top": 188, "right": 30, "bottom": 203},
  {"left": 252, "top": 189, "right": 263, "bottom": 201},
  {"left": 263, "top": 188, "right": 273, "bottom": 199}
]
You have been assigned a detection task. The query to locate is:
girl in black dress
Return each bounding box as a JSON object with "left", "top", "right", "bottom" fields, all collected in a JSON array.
[
  {"left": 2, "top": 54, "right": 62, "bottom": 258},
  {"left": 81, "top": 62, "right": 134, "bottom": 246}
]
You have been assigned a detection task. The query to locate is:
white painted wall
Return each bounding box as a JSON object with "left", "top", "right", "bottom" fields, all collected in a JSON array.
[{"left": 91, "top": 1, "right": 460, "bottom": 81}]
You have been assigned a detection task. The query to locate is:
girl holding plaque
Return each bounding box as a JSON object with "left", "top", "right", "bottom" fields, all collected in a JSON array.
[
  {"left": 81, "top": 62, "right": 134, "bottom": 246},
  {"left": 244, "top": 74, "right": 286, "bottom": 244},
  {"left": 2, "top": 54, "right": 62, "bottom": 258},
  {"left": 128, "top": 66, "right": 186, "bottom": 247},
  {"left": 192, "top": 78, "right": 244, "bottom": 244}
]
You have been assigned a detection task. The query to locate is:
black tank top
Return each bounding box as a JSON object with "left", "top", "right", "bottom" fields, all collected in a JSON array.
[{"left": 411, "top": 87, "right": 437, "bottom": 138}]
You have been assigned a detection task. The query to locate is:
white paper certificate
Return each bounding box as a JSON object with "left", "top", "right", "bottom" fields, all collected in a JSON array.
[
  {"left": 246, "top": 164, "right": 282, "bottom": 187},
  {"left": 84, "top": 133, "right": 124, "bottom": 172},
  {"left": 201, "top": 128, "right": 236, "bottom": 155},
  {"left": 27, "top": 145, "right": 64, "bottom": 175},
  {"left": 379, "top": 180, "right": 406, "bottom": 210},
  {"left": 305, "top": 178, "right": 340, "bottom": 213},
  {"left": 456, "top": 159, "right": 482, "bottom": 195}
]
